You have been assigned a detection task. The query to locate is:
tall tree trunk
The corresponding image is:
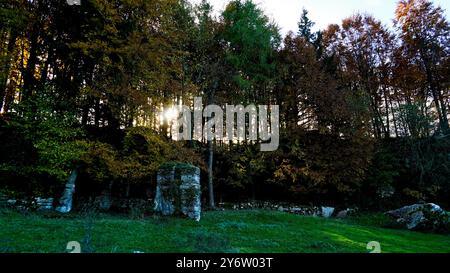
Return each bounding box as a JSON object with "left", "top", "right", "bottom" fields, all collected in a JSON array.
[
  {"left": 383, "top": 86, "right": 391, "bottom": 138},
  {"left": 207, "top": 139, "right": 215, "bottom": 209},
  {"left": 0, "top": 31, "right": 18, "bottom": 110},
  {"left": 81, "top": 100, "right": 90, "bottom": 126},
  {"left": 368, "top": 92, "right": 382, "bottom": 138},
  {"left": 39, "top": 43, "right": 53, "bottom": 89},
  {"left": 427, "top": 75, "right": 447, "bottom": 132},
  {"left": 81, "top": 64, "right": 96, "bottom": 126},
  {"left": 22, "top": 26, "right": 39, "bottom": 101},
  {"left": 421, "top": 50, "right": 449, "bottom": 132},
  {"left": 94, "top": 98, "right": 101, "bottom": 127},
  {"left": 437, "top": 91, "right": 449, "bottom": 132},
  {"left": 206, "top": 82, "right": 218, "bottom": 209},
  {"left": 389, "top": 98, "right": 399, "bottom": 137}
]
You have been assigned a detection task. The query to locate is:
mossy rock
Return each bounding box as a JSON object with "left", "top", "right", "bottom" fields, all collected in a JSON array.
[{"left": 155, "top": 162, "right": 201, "bottom": 221}]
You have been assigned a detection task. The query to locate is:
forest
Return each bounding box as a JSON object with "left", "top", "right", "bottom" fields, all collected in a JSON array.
[{"left": 0, "top": 0, "right": 449, "bottom": 212}]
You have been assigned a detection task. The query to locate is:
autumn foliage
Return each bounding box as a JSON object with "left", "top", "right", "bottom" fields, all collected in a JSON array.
[{"left": 0, "top": 0, "right": 449, "bottom": 209}]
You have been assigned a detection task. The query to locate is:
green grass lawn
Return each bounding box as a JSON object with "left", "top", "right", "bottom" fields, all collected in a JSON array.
[{"left": 0, "top": 209, "right": 449, "bottom": 253}]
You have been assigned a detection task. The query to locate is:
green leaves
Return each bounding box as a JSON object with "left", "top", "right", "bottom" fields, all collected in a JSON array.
[
  {"left": 11, "top": 87, "right": 88, "bottom": 183},
  {"left": 79, "top": 126, "right": 204, "bottom": 188},
  {"left": 221, "top": 0, "right": 280, "bottom": 103}
]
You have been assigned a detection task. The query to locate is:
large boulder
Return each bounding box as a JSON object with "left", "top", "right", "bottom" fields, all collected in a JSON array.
[
  {"left": 335, "top": 208, "right": 357, "bottom": 219},
  {"left": 321, "top": 207, "right": 335, "bottom": 218},
  {"left": 154, "top": 163, "right": 201, "bottom": 221},
  {"left": 35, "top": 197, "right": 54, "bottom": 211},
  {"left": 386, "top": 203, "right": 450, "bottom": 232}
]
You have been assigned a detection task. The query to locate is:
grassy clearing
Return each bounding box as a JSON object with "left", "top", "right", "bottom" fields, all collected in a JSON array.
[{"left": 0, "top": 209, "right": 449, "bottom": 253}]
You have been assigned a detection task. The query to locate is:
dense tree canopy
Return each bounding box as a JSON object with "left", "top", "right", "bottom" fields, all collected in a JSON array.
[{"left": 0, "top": 0, "right": 449, "bottom": 208}]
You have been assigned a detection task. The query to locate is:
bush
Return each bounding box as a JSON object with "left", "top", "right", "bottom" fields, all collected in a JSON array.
[
  {"left": 75, "top": 127, "right": 205, "bottom": 202},
  {"left": 213, "top": 129, "right": 373, "bottom": 205},
  {"left": 362, "top": 136, "right": 450, "bottom": 209},
  {"left": 0, "top": 88, "right": 88, "bottom": 196}
]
